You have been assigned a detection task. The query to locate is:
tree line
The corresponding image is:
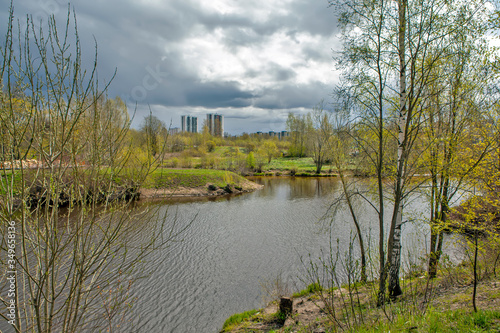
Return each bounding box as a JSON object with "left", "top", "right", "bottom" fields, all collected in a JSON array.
[{"left": 322, "top": 0, "right": 500, "bottom": 307}]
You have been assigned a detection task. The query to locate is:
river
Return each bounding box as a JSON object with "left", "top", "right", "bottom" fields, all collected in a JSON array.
[{"left": 122, "top": 176, "right": 439, "bottom": 333}]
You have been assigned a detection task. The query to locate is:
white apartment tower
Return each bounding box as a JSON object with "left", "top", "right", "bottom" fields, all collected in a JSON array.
[
  {"left": 181, "top": 115, "right": 198, "bottom": 133},
  {"left": 206, "top": 113, "right": 224, "bottom": 137}
]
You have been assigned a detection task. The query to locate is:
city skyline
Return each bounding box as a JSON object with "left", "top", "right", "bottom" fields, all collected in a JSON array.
[{"left": 175, "top": 113, "right": 290, "bottom": 139}]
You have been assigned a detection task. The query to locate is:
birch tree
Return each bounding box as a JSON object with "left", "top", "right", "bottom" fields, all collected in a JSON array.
[{"left": 330, "top": 0, "right": 493, "bottom": 302}]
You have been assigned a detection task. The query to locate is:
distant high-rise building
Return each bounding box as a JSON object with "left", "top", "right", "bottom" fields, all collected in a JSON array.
[
  {"left": 181, "top": 115, "right": 198, "bottom": 133},
  {"left": 214, "top": 114, "right": 224, "bottom": 137},
  {"left": 206, "top": 113, "right": 224, "bottom": 137},
  {"left": 181, "top": 115, "right": 187, "bottom": 132},
  {"left": 191, "top": 117, "right": 198, "bottom": 133},
  {"left": 206, "top": 114, "right": 213, "bottom": 134}
]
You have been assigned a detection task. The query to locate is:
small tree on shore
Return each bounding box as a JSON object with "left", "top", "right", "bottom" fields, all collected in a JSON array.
[
  {"left": 308, "top": 101, "right": 334, "bottom": 174},
  {"left": 260, "top": 140, "right": 279, "bottom": 164},
  {"left": 140, "top": 114, "right": 166, "bottom": 157}
]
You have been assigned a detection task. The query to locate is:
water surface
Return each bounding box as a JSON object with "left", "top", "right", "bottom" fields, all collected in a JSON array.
[{"left": 126, "top": 177, "right": 432, "bottom": 332}]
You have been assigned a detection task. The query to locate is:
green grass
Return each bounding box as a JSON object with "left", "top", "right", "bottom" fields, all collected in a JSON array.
[
  {"left": 266, "top": 157, "right": 317, "bottom": 172},
  {"left": 143, "top": 168, "right": 247, "bottom": 189},
  {"left": 355, "top": 309, "right": 500, "bottom": 332},
  {"left": 222, "top": 309, "right": 259, "bottom": 331},
  {"left": 1, "top": 167, "right": 249, "bottom": 198},
  {"left": 292, "top": 283, "right": 323, "bottom": 298}
]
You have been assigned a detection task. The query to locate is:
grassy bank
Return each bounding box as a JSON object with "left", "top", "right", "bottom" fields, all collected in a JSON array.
[
  {"left": 222, "top": 281, "right": 500, "bottom": 333},
  {"left": 0, "top": 170, "right": 23, "bottom": 197},
  {"left": 266, "top": 158, "right": 318, "bottom": 173},
  {"left": 221, "top": 245, "right": 500, "bottom": 333},
  {"left": 142, "top": 168, "right": 248, "bottom": 189},
  {"left": 137, "top": 168, "right": 262, "bottom": 198},
  {"left": 2, "top": 167, "right": 261, "bottom": 205}
]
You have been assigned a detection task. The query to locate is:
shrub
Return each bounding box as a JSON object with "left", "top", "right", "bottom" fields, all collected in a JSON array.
[
  {"left": 169, "top": 157, "right": 180, "bottom": 168},
  {"left": 206, "top": 140, "right": 216, "bottom": 152},
  {"left": 181, "top": 156, "right": 192, "bottom": 168},
  {"left": 246, "top": 152, "right": 256, "bottom": 169}
]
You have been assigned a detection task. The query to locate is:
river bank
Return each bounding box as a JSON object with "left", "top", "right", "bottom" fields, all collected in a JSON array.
[
  {"left": 139, "top": 177, "right": 262, "bottom": 199},
  {"left": 221, "top": 243, "right": 500, "bottom": 333},
  {"left": 222, "top": 276, "right": 500, "bottom": 332},
  {"left": 138, "top": 168, "right": 263, "bottom": 199},
  {"left": 2, "top": 168, "right": 263, "bottom": 207}
]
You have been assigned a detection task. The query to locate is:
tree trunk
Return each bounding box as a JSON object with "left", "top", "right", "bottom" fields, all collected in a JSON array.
[
  {"left": 387, "top": 0, "right": 407, "bottom": 298},
  {"left": 279, "top": 297, "right": 293, "bottom": 318},
  {"left": 428, "top": 226, "right": 443, "bottom": 278},
  {"left": 339, "top": 171, "right": 367, "bottom": 283},
  {"left": 429, "top": 173, "right": 449, "bottom": 278},
  {"left": 315, "top": 160, "right": 322, "bottom": 174},
  {"left": 376, "top": 1, "right": 386, "bottom": 306},
  {"left": 473, "top": 231, "right": 478, "bottom": 312}
]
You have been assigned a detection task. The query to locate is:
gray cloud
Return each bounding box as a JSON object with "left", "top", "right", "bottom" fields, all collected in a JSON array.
[
  {"left": 184, "top": 81, "right": 255, "bottom": 108},
  {"left": 253, "top": 82, "right": 332, "bottom": 109},
  {"left": 3, "top": 0, "right": 341, "bottom": 134}
]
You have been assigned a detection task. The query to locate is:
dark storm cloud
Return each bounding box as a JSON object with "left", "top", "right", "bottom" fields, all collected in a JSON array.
[
  {"left": 253, "top": 81, "right": 330, "bottom": 110},
  {"left": 184, "top": 81, "right": 255, "bottom": 108},
  {"left": 3, "top": 0, "right": 341, "bottom": 133}
]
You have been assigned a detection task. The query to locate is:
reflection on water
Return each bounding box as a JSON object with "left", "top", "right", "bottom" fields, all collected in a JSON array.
[
  {"left": 252, "top": 176, "right": 341, "bottom": 200},
  {"left": 118, "top": 177, "right": 432, "bottom": 332}
]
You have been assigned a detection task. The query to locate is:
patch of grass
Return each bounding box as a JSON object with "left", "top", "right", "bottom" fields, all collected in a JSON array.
[
  {"left": 266, "top": 157, "right": 353, "bottom": 174},
  {"left": 355, "top": 309, "right": 500, "bottom": 333},
  {"left": 222, "top": 309, "right": 259, "bottom": 331},
  {"left": 489, "top": 290, "right": 500, "bottom": 299},
  {"left": 266, "top": 157, "right": 317, "bottom": 173},
  {"left": 143, "top": 168, "right": 247, "bottom": 189},
  {"left": 293, "top": 283, "right": 323, "bottom": 298},
  {"left": 448, "top": 293, "right": 471, "bottom": 305}
]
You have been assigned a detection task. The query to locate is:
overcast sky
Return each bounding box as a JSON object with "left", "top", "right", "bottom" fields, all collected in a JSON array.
[{"left": 3, "top": 0, "right": 341, "bottom": 134}]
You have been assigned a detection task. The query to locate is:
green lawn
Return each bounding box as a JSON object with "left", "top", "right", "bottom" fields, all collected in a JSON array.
[
  {"left": 266, "top": 157, "right": 318, "bottom": 172},
  {"left": 143, "top": 168, "right": 247, "bottom": 189}
]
